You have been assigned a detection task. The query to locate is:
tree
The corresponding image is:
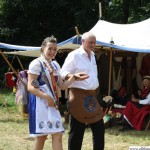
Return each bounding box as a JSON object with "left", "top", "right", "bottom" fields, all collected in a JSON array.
[{"left": 0, "top": 0, "right": 150, "bottom": 85}]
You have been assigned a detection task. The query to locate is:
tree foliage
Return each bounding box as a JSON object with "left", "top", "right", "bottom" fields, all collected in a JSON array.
[
  {"left": 0, "top": 0, "right": 150, "bottom": 84},
  {"left": 0, "top": 0, "right": 150, "bottom": 45}
]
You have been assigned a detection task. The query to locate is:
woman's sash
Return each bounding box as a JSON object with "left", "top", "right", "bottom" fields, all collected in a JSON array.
[{"left": 38, "top": 58, "right": 58, "bottom": 104}]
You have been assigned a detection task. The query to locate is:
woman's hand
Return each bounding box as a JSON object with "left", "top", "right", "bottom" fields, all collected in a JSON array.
[{"left": 45, "top": 94, "right": 58, "bottom": 109}]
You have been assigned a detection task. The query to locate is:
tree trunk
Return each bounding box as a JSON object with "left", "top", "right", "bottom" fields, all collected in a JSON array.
[{"left": 122, "top": 0, "right": 131, "bottom": 23}]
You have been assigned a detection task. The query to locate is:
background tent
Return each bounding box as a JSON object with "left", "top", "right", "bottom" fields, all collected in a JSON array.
[
  {"left": 88, "top": 18, "right": 150, "bottom": 95},
  {"left": 89, "top": 18, "right": 150, "bottom": 53},
  {"left": 1, "top": 18, "right": 150, "bottom": 56},
  {"left": 1, "top": 18, "right": 150, "bottom": 95}
]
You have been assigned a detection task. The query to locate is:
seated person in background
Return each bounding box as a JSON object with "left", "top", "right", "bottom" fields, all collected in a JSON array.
[
  {"left": 110, "top": 87, "right": 127, "bottom": 106},
  {"left": 118, "top": 76, "right": 150, "bottom": 131},
  {"left": 110, "top": 86, "right": 136, "bottom": 106}
]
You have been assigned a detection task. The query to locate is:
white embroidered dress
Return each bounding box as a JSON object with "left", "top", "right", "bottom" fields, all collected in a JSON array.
[{"left": 28, "top": 56, "right": 64, "bottom": 137}]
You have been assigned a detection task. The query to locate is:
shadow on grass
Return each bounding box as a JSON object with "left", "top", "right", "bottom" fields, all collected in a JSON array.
[
  {"left": 24, "top": 137, "right": 35, "bottom": 141},
  {"left": 105, "top": 126, "right": 150, "bottom": 138},
  {"left": 0, "top": 117, "right": 28, "bottom": 123}
]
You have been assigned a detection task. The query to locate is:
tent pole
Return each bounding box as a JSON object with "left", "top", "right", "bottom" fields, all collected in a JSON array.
[
  {"left": 7, "top": 54, "right": 16, "bottom": 72},
  {"left": 99, "top": 2, "right": 102, "bottom": 19},
  {"left": 75, "top": 27, "right": 80, "bottom": 36},
  {"left": 0, "top": 50, "right": 26, "bottom": 88},
  {"left": 108, "top": 48, "right": 113, "bottom": 95},
  {"left": 0, "top": 93, "right": 10, "bottom": 114},
  {"left": 16, "top": 55, "right": 24, "bottom": 70}
]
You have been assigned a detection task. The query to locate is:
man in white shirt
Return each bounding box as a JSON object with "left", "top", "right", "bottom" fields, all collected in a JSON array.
[{"left": 61, "top": 32, "right": 104, "bottom": 150}]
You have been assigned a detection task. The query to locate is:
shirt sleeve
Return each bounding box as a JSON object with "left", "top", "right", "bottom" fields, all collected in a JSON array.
[
  {"left": 139, "top": 94, "right": 150, "bottom": 105},
  {"left": 28, "top": 59, "right": 42, "bottom": 75},
  {"left": 60, "top": 52, "right": 76, "bottom": 79}
]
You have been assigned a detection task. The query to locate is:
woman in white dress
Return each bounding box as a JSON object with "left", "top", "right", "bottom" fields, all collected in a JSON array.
[{"left": 27, "top": 36, "right": 88, "bottom": 150}]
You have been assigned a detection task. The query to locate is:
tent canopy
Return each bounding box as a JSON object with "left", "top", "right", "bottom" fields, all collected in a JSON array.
[
  {"left": 0, "top": 36, "right": 81, "bottom": 57},
  {"left": 90, "top": 18, "right": 150, "bottom": 53}
]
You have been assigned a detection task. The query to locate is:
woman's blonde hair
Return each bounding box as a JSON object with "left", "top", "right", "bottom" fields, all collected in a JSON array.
[{"left": 41, "top": 35, "right": 57, "bottom": 52}]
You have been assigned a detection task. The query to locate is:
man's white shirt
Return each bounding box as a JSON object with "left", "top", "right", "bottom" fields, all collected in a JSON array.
[{"left": 60, "top": 46, "right": 99, "bottom": 90}]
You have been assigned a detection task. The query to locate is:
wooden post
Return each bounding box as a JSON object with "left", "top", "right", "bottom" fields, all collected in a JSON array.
[
  {"left": 108, "top": 48, "right": 113, "bottom": 95},
  {"left": 108, "top": 37, "right": 114, "bottom": 95},
  {"left": 6, "top": 55, "right": 16, "bottom": 72},
  {"left": 16, "top": 55, "right": 24, "bottom": 70},
  {"left": 75, "top": 26, "right": 80, "bottom": 36},
  {"left": 99, "top": 2, "right": 102, "bottom": 19}
]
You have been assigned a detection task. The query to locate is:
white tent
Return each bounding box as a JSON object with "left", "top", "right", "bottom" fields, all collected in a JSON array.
[
  {"left": 90, "top": 18, "right": 150, "bottom": 53},
  {"left": 1, "top": 18, "right": 150, "bottom": 57},
  {"left": 88, "top": 18, "right": 150, "bottom": 94},
  {"left": 1, "top": 19, "right": 150, "bottom": 95}
]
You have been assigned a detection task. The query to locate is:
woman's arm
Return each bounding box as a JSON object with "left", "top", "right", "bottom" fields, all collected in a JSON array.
[
  {"left": 139, "top": 95, "right": 150, "bottom": 105},
  {"left": 131, "top": 93, "right": 150, "bottom": 105},
  {"left": 28, "top": 73, "right": 56, "bottom": 108},
  {"left": 58, "top": 72, "right": 89, "bottom": 90}
]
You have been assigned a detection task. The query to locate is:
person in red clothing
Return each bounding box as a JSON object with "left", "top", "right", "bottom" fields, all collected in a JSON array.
[{"left": 118, "top": 76, "right": 150, "bottom": 131}]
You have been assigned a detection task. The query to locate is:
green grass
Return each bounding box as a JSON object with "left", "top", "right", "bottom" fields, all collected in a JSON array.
[{"left": 0, "top": 88, "right": 150, "bottom": 150}]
